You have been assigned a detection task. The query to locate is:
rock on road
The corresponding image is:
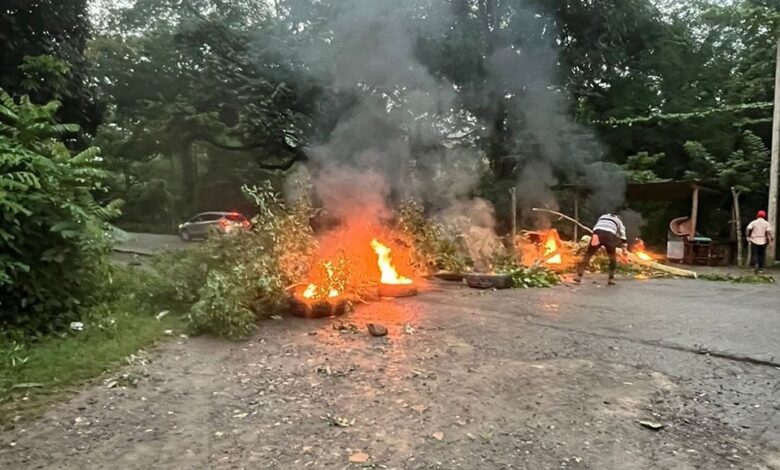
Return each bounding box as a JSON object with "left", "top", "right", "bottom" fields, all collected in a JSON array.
[{"left": 1, "top": 278, "right": 779, "bottom": 469}]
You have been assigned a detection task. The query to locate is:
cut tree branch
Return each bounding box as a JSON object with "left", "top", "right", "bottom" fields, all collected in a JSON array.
[{"left": 532, "top": 208, "right": 593, "bottom": 235}]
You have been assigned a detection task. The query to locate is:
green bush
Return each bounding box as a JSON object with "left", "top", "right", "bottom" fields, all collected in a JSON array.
[
  {"left": 0, "top": 90, "right": 120, "bottom": 331},
  {"left": 149, "top": 182, "right": 310, "bottom": 339}
]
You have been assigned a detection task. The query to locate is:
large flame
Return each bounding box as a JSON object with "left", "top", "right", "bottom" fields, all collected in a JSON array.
[
  {"left": 371, "top": 239, "right": 413, "bottom": 285},
  {"left": 544, "top": 232, "right": 562, "bottom": 265}
]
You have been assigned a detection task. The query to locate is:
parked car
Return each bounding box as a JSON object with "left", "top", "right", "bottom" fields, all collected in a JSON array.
[{"left": 178, "top": 212, "right": 250, "bottom": 241}]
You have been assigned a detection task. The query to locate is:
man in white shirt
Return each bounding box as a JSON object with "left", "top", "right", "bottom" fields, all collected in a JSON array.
[
  {"left": 747, "top": 210, "right": 774, "bottom": 273},
  {"left": 575, "top": 213, "right": 628, "bottom": 285}
]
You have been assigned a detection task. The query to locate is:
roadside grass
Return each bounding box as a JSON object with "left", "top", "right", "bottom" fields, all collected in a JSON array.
[{"left": 0, "top": 292, "right": 184, "bottom": 424}]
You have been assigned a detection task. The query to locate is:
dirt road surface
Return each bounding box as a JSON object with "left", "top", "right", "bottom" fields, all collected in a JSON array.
[{"left": 2, "top": 278, "right": 779, "bottom": 469}]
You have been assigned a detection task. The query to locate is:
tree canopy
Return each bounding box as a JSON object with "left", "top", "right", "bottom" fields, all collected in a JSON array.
[{"left": 2, "top": 0, "right": 777, "bottom": 239}]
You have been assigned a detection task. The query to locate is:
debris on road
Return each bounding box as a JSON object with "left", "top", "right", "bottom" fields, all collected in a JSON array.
[
  {"left": 348, "top": 452, "right": 369, "bottom": 463},
  {"left": 333, "top": 322, "right": 359, "bottom": 334},
  {"left": 368, "top": 323, "right": 388, "bottom": 337},
  {"left": 323, "top": 414, "right": 354, "bottom": 427},
  {"left": 639, "top": 420, "right": 665, "bottom": 431},
  {"left": 432, "top": 431, "right": 444, "bottom": 441}
]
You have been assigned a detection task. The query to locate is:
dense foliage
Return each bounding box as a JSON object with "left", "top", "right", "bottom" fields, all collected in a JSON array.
[{"left": 0, "top": 89, "right": 119, "bottom": 330}]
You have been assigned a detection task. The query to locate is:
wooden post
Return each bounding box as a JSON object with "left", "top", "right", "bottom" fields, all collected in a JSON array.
[
  {"left": 510, "top": 187, "right": 517, "bottom": 240},
  {"left": 573, "top": 194, "right": 580, "bottom": 241},
  {"left": 690, "top": 185, "right": 700, "bottom": 240},
  {"left": 768, "top": 36, "right": 780, "bottom": 263},
  {"left": 731, "top": 187, "right": 743, "bottom": 266}
]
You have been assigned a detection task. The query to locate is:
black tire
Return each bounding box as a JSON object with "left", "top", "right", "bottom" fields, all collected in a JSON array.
[
  {"left": 288, "top": 296, "right": 348, "bottom": 319},
  {"left": 465, "top": 273, "right": 513, "bottom": 289}
]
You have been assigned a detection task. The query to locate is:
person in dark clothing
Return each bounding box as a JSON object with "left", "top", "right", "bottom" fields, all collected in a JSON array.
[{"left": 575, "top": 214, "right": 628, "bottom": 285}]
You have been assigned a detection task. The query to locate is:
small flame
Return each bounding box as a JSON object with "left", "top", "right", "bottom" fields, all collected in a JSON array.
[
  {"left": 635, "top": 251, "right": 653, "bottom": 261},
  {"left": 302, "top": 284, "right": 317, "bottom": 299},
  {"left": 370, "top": 239, "right": 413, "bottom": 285},
  {"left": 631, "top": 239, "right": 654, "bottom": 261},
  {"left": 302, "top": 283, "right": 340, "bottom": 300},
  {"left": 544, "top": 232, "right": 562, "bottom": 265}
]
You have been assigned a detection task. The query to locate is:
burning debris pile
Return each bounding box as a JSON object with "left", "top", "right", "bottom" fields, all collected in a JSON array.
[
  {"left": 517, "top": 229, "right": 574, "bottom": 270},
  {"left": 287, "top": 217, "right": 420, "bottom": 318}
]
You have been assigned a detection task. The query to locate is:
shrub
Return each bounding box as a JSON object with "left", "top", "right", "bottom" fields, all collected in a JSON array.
[
  {"left": 150, "top": 182, "right": 311, "bottom": 339},
  {"left": 0, "top": 90, "right": 120, "bottom": 331}
]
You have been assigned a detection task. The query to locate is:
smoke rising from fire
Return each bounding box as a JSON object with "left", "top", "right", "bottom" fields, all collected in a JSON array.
[{"left": 291, "top": 0, "right": 624, "bottom": 240}]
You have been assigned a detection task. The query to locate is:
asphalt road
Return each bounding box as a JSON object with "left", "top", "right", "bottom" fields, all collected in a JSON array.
[
  {"left": 113, "top": 232, "right": 189, "bottom": 256},
  {"left": 2, "top": 275, "right": 779, "bottom": 469}
]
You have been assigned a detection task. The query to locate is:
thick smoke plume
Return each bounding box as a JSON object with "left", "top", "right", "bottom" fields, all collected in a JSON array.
[{"left": 292, "top": 0, "right": 623, "bottom": 245}]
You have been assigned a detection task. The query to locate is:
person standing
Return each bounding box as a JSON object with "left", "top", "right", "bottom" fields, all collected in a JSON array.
[
  {"left": 575, "top": 213, "right": 628, "bottom": 285},
  {"left": 747, "top": 210, "right": 774, "bottom": 273}
]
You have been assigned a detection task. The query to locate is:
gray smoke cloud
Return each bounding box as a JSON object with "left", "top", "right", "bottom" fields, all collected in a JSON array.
[
  {"left": 482, "top": 8, "right": 625, "bottom": 221},
  {"left": 290, "top": 0, "right": 623, "bottom": 236}
]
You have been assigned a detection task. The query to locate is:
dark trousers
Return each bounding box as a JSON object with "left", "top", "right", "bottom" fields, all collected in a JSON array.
[
  {"left": 752, "top": 243, "right": 767, "bottom": 270},
  {"left": 578, "top": 230, "right": 620, "bottom": 279}
]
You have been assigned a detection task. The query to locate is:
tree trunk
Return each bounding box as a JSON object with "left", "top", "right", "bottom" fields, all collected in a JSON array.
[
  {"left": 179, "top": 140, "right": 197, "bottom": 215},
  {"left": 731, "top": 187, "right": 743, "bottom": 266}
]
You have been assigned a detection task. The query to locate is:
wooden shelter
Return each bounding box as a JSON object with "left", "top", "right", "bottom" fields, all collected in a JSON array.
[{"left": 565, "top": 180, "right": 723, "bottom": 264}]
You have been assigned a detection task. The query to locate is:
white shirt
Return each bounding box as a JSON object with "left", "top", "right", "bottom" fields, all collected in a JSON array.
[
  {"left": 593, "top": 214, "right": 627, "bottom": 241},
  {"left": 747, "top": 218, "right": 773, "bottom": 245}
]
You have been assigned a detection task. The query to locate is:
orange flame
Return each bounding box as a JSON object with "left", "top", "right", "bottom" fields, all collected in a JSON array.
[
  {"left": 370, "top": 239, "right": 413, "bottom": 285},
  {"left": 631, "top": 239, "right": 655, "bottom": 262},
  {"left": 301, "top": 283, "right": 340, "bottom": 300},
  {"left": 544, "top": 232, "right": 562, "bottom": 265},
  {"left": 302, "top": 284, "right": 316, "bottom": 299},
  {"left": 635, "top": 251, "right": 653, "bottom": 261}
]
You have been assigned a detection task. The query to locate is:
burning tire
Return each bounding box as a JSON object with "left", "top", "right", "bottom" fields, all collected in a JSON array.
[
  {"left": 432, "top": 271, "right": 465, "bottom": 282},
  {"left": 288, "top": 295, "right": 348, "bottom": 319},
  {"left": 465, "top": 273, "right": 513, "bottom": 290},
  {"left": 377, "top": 283, "right": 417, "bottom": 298}
]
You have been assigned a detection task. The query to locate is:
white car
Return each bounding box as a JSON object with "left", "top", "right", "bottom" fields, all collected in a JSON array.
[{"left": 178, "top": 212, "right": 250, "bottom": 241}]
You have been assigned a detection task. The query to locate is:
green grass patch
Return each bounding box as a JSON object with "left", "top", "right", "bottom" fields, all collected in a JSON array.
[{"left": 0, "top": 305, "right": 182, "bottom": 423}]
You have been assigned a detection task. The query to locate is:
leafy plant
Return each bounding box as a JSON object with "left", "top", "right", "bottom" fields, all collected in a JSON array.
[
  {"left": 0, "top": 89, "right": 120, "bottom": 330},
  {"left": 504, "top": 264, "right": 562, "bottom": 289}
]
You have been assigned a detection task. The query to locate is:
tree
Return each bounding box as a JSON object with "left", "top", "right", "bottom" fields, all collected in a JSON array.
[{"left": 1, "top": 0, "right": 103, "bottom": 135}]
